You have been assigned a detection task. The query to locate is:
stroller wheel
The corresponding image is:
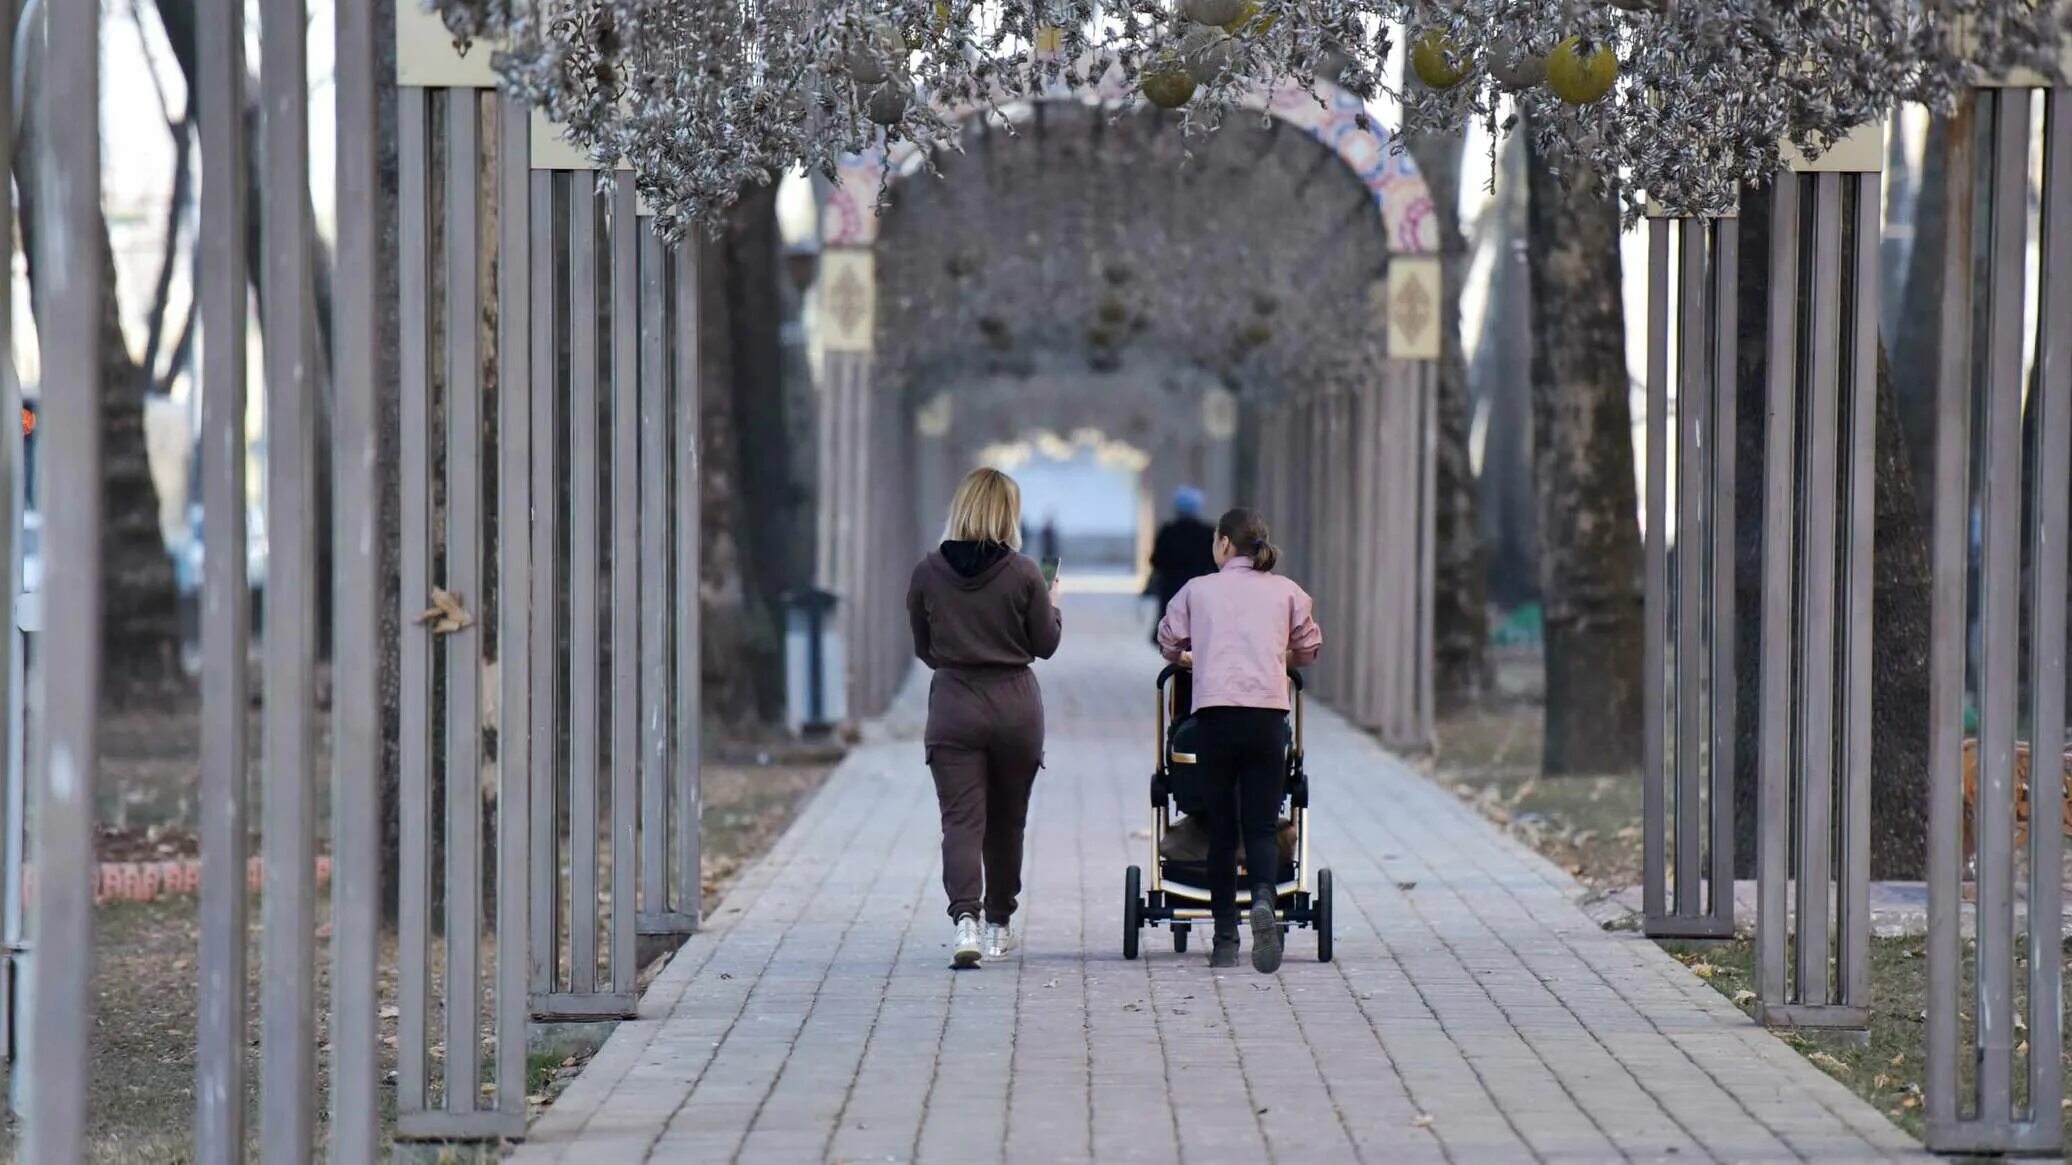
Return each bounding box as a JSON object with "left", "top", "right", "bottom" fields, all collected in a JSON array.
[
  {"left": 1316, "top": 868, "right": 1334, "bottom": 962},
  {"left": 1123, "top": 866, "right": 1143, "bottom": 960},
  {"left": 1172, "top": 923, "right": 1190, "bottom": 954}
]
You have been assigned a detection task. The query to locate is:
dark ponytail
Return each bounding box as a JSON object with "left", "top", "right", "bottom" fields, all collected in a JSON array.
[{"left": 1216, "top": 507, "right": 1279, "bottom": 573}]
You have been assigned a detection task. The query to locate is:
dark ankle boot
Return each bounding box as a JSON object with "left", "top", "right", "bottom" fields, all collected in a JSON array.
[
  {"left": 1209, "top": 916, "right": 1240, "bottom": 968},
  {"left": 1249, "top": 883, "right": 1283, "bottom": 973}
]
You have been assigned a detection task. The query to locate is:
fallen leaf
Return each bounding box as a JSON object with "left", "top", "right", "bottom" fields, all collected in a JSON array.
[
  {"left": 2016, "top": 1040, "right": 2028, "bottom": 1055},
  {"left": 1690, "top": 963, "right": 1717, "bottom": 979},
  {"left": 1808, "top": 1052, "right": 1847, "bottom": 1073},
  {"left": 415, "top": 588, "right": 474, "bottom": 635},
  {"left": 379, "top": 1005, "right": 401, "bottom": 1020},
  {"left": 1872, "top": 1074, "right": 1890, "bottom": 1089},
  {"left": 1902, "top": 1096, "right": 1920, "bottom": 1110},
  {"left": 1890, "top": 1053, "right": 1905, "bottom": 1066},
  {"left": 1732, "top": 990, "right": 1756, "bottom": 1007},
  {"left": 1411, "top": 1114, "right": 1435, "bottom": 1130}
]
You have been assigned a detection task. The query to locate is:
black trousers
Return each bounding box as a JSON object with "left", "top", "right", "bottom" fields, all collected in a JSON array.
[{"left": 1193, "top": 705, "right": 1288, "bottom": 930}]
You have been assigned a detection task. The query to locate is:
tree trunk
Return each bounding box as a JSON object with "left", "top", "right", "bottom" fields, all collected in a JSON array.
[
  {"left": 722, "top": 185, "right": 802, "bottom": 722},
  {"left": 1523, "top": 134, "right": 1644, "bottom": 775},
  {"left": 1730, "top": 181, "right": 1933, "bottom": 879},
  {"left": 1472, "top": 134, "right": 1541, "bottom": 609},
  {"left": 1401, "top": 101, "right": 1492, "bottom": 705},
  {"left": 14, "top": 21, "right": 183, "bottom": 701},
  {"left": 695, "top": 224, "right": 762, "bottom": 733}
]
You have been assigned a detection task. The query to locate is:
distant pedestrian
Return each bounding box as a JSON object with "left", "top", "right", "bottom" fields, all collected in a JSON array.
[
  {"left": 1146, "top": 486, "right": 1218, "bottom": 674},
  {"left": 1038, "top": 515, "right": 1060, "bottom": 562},
  {"left": 907, "top": 468, "right": 1063, "bottom": 968}
]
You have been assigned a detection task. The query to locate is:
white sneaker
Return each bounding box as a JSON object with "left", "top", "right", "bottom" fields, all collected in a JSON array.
[
  {"left": 953, "top": 914, "right": 983, "bottom": 968},
  {"left": 983, "top": 921, "right": 1017, "bottom": 960}
]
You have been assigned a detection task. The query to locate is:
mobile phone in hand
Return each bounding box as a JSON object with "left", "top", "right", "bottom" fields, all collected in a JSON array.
[{"left": 1040, "top": 556, "right": 1059, "bottom": 586}]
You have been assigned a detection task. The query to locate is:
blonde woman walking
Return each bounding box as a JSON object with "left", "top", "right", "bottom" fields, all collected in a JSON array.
[{"left": 906, "top": 468, "right": 1063, "bottom": 967}]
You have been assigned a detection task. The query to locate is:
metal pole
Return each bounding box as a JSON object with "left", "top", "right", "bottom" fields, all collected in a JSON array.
[
  {"left": 1642, "top": 216, "right": 1670, "bottom": 927},
  {"left": 1707, "top": 217, "right": 1739, "bottom": 933},
  {"left": 394, "top": 84, "right": 433, "bottom": 1113},
  {"left": 608, "top": 182, "right": 638, "bottom": 989},
  {"left": 22, "top": 0, "right": 99, "bottom": 1154},
  {"left": 196, "top": 0, "right": 250, "bottom": 1150},
  {"left": 569, "top": 184, "right": 602, "bottom": 997},
  {"left": 1755, "top": 176, "right": 1800, "bottom": 1018},
  {"left": 259, "top": 0, "right": 318, "bottom": 1150},
  {"left": 1974, "top": 86, "right": 2031, "bottom": 1128},
  {"left": 1674, "top": 219, "right": 1706, "bottom": 920},
  {"left": 1925, "top": 92, "right": 1978, "bottom": 1137},
  {"left": 491, "top": 90, "right": 534, "bottom": 1131},
  {"left": 1793, "top": 173, "right": 1844, "bottom": 1011},
  {"left": 441, "top": 89, "right": 485, "bottom": 1115},
  {"left": 2023, "top": 86, "right": 2071, "bottom": 1155},
  {"left": 329, "top": 0, "right": 383, "bottom": 1151},
  {"left": 528, "top": 171, "right": 561, "bottom": 998},
  {"left": 673, "top": 242, "right": 703, "bottom": 928}
]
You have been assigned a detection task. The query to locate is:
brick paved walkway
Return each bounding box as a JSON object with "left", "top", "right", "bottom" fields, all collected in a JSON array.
[{"left": 514, "top": 597, "right": 1925, "bottom": 1164}]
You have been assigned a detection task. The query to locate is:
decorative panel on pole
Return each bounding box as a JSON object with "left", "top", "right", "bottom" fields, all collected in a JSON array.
[
  {"left": 1753, "top": 126, "right": 1883, "bottom": 1032},
  {"left": 1925, "top": 77, "right": 2068, "bottom": 1157},
  {"left": 1639, "top": 206, "right": 1738, "bottom": 941},
  {"left": 817, "top": 248, "right": 877, "bottom": 722},
  {"left": 1377, "top": 257, "right": 1440, "bottom": 751}
]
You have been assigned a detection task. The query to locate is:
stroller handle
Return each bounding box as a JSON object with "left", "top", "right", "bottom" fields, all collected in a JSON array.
[{"left": 1157, "top": 663, "right": 1306, "bottom": 692}]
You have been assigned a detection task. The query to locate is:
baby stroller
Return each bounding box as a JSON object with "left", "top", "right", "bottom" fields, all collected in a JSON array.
[{"left": 1123, "top": 664, "right": 1334, "bottom": 961}]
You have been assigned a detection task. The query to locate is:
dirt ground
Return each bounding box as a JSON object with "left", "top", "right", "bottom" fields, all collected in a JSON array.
[{"left": 0, "top": 697, "right": 834, "bottom": 1164}]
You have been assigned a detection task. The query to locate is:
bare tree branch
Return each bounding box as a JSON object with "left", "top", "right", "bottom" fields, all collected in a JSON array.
[{"left": 139, "top": 117, "right": 193, "bottom": 389}]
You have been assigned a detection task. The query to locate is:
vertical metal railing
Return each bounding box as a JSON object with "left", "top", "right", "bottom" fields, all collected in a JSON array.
[
  {"left": 526, "top": 114, "right": 638, "bottom": 1021},
  {"left": 194, "top": 0, "right": 249, "bottom": 1155},
  {"left": 260, "top": 0, "right": 321, "bottom": 1154},
  {"left": 1641, "top": 212, "right": 1737, "bottom": 940},
  {"left": 393, "top": 66, "right": 532, "bottom": 1137},
  {"left": 0, "top": 0, "right": 22, "bottom": 1105},
  {"left": 1925, "top": 83, "right": 2068, "bottom": 1157},
  {"left": 22, "top": 0, "right": 102, "bottom": 1157},
  {"left": 1753, "top": 134, "right": 1881, "bottom": 1029},
  {"left": 329, "top": 0, "right": 386, "bottom": 1154},
  {"left": 673, "top": 242, "right": 705, "bottom": 930}
]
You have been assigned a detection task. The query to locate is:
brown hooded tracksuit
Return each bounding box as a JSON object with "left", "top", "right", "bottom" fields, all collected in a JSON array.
[{"left": 906, "top": 541, "right": 1063, "bottom": 923}]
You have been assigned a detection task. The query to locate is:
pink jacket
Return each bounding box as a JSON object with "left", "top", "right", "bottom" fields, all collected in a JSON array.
[{"left": 1157, "top": 558, "right": 1322, "bottom": 712}]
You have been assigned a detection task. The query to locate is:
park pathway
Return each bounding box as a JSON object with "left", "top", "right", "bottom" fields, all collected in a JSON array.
[{"left": 514, "top": 595, "right": 1925, "bottom": 1164}]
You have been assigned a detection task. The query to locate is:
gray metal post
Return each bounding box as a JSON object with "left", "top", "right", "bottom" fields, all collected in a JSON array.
[
  {"left": 1641, "top": 216, "right": 1670, "bottom": 928},
  {"left": 1755, "top": 177, "right": 1800, "bottom": 1014},
  {"left": 1925, "top": 94, "right": 1977, "bottom": 1140},
  {"left": 329, "top": 0, "right": 384, "bottom": 1151},
  {"left": 23, "top": 0, "right": 101, "bottom": 1156},
  {"left": 441, "top": 89, "right": 486, "bottom": 1118},
  {"left": 260, "top": 0, "right": 319, "bottom": 1151},
  {"left": 395, "top": 83, "right": 434, "bottom": 1115},
  {"left": 490, "top": 89, "right": 535, "bottom": 1136},
  {"left": 608, "top": 183, "right": 638, "bottom": 990},
  {"left": 528, "top": 170, "right": 562, "bottom": 999},
  {"left": 195, "top": 0, "right": 250, "bottom": 1151},
  {"left": 674, "top": 242, "right": 703, "bottom": 928}
]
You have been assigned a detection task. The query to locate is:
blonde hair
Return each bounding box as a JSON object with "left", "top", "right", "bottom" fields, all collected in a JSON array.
[{"left": 943, "top": 467, "right": 1023, "bottom": 549}]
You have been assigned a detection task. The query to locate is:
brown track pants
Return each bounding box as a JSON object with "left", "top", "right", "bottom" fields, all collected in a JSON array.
[{"left": 925, "top": 669, "right": 1044, "bottom": 923}]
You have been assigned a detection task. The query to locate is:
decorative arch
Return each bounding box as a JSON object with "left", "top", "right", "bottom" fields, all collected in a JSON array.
[{"left": 821, "top": 75, "right": 1438, "bottom": 255}]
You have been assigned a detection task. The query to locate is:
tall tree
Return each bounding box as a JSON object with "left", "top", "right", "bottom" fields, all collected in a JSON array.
[
  {"left": 1523, "top": 133, "right": 1645, "bottom": 775},
  {"left": 1401, "top": 92, "right": 1492, "bottom": 704},
  {"left": 15, "top": 4, "right": 183, "bottom": 697},
  {"left": 1473, "top": 134, "right": 1541, "bottom": 609}
]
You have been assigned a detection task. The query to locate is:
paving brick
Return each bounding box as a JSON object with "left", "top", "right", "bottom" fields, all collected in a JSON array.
[{"left": 511, "top": 599, "right": 1929, "bottom": 1163}]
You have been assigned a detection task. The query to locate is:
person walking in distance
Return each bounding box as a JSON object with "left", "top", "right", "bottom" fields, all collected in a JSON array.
[
  {"left": 1157, "top": 508, "right": 1321, "bottom": 972},
  {"left": 907, "top": 468, "right": 1063, "bottom": 967}
]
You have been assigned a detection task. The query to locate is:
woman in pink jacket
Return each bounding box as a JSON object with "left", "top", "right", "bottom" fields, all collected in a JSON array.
[{"left": 1156, "top": 508, "right": 1322, "bottom": 972}]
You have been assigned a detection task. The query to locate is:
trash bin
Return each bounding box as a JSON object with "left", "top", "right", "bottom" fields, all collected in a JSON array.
[{"left": 783, "top": 588, "right": 845, "bottom": 738}]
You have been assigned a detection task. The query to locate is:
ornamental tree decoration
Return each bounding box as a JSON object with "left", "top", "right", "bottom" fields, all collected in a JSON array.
[{"left": 424, "top": 0, "right": 2072, "bottom": 232}]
